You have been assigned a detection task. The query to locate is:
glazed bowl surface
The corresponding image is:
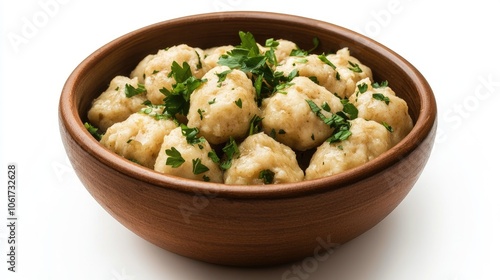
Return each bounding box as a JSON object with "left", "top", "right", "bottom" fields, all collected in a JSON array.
[{"left": 59, "top": 11, "right": 437, "bottom": 266}]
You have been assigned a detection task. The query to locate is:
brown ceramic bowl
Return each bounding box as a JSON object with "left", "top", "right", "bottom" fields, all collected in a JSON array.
[{"left": 59, "top": 11, "right": 437, "bottom": 266}]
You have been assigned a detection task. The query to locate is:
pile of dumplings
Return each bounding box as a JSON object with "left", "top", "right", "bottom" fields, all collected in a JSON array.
[{"left": 86, "top": 33, "right": 413, "bottom": 185}]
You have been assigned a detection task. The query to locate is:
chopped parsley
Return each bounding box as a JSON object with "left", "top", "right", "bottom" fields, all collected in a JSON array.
[
  {"left": 220, "top": 137, "right": 239, "bottom": 170},
  {"left": 340, "top": 99, "right": 358, "bottom": 119},
  {"left": 192, "top": 158, "right": 209, "bottom": 175},
  {"left": 321, "top": 102, "right": 331, "bottom": 112},
  {"left": 318, "top": 54, "right": 336, "bottom": 70},
  {"left": 290, "top": 37, "right": 319, "bottom": 56},
  {"left": 326, "top": 127, "right": 352, "bottom": 143},
  {"left": 264, "top": 38, "right": 279, "bottom": 66},
  {"left": 197, "top": 108, "right": 205, "bottom": 120},
  {"left": 139, "top": 103, "right": 171, "bottom": 120},
  {"left": 372, "top": 93, "right": 390, "bottom": 105},
  {"left": 180, "top": 124, "right": 205, "bottom": 145},
  {"left": 309, "top": 76, "right": 319, "bottom": 84},
  {"left": 160, "top": 61, "right": 206, "bottom": 118},
  {"left": 235, "top": 98, "right": 243, "bottom": 108},
  {"left": 195, "top": 51, "right": 203, "bottom": 70},
  {"left": 357, "top": 83, "right": 368, "bottom": 94},
  {"left": 208, "top": 150, "right": 220, "bottom": 164},
  {"left": 348, "top": 61, "right": 363, "bottom": 73},
  {"left": 294, "top": 58, "right": 309, "bottom": 64},
  {"left": 218, "top": 31, "right": 302, "bottom": 105},
  {"left": 165, "top": 147, "right": 185, "bottom": 168},
  {"left": 248, "top": 114, "right": 263, "bottom": 136},
  {"left": 124, "top": 83, "right": 146, "bottom": 98},
  {"left": 335, "top": 72, "right": 341, "bottom": 81},
  {"left": 372, "top": 80, "right": 389, "bottom": 88},
  {"left": 382, "top": 122, "right": 394, "bottom": 132},
  {"left": 258, "top": 169, "right": 275, "bottom": 184},
  {"left": 306, "top": 99, "right": 357, "bottom": 143},
  {"left": 216, "top": 69, "right": 232, "bottom": 84},
  {"left": 84, "top": 122, "right": 102, "bottom": 140},
  {"left": 290, "top": 48, "right": 309, "bottom": 57}
]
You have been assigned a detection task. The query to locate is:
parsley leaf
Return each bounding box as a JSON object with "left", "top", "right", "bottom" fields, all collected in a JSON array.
[
  {"left": 340, "top": 99, "right": 358, "bottom": 119},
  {"left": 310, "top": 37, "right": 320, "bottom": 52},
  {"left": 264, "top": 38, "right": 279, "bottom": 66},
  {"left": 169, "top": 61, "right": 193, "bottom": 82},
  {"left": 140, "top": 103, "right": 172, "bottom": 120},
  {"left": 220, "top": 137, "right": 239, "bottom": 170},
  {"left": 165, "top": 147, "right": 185, "bottom": 168},
  {"left": 259, "top": 169, "right": 275, "bottom": 184},
  {"left": 372, "top": 93, "right": 390, "bottom": 105},
  {"left": 306, "top": 99, "right": 354, "bottom": 143},
  {"left": 372, "top": 80, "right": 389, "bottom": 88},
  {"left": 238, "top": 31, "right": 261, "bottom": 56},
  {"left": 326, "top": 127, "right": 352, "bottom": 142},
  {"left": 248, "top": 114, "right": 263, "bottom": 136},
  {"left": 197, "top": 108, "right": 204, "bottom": 120},
  {"left": 192, "top": 158, "right": 209, "bottom": 175},
  {"left": 180, "top": 124, "right": 205, "bottom": 145},
  {"left": 195, "top": 51, "right": 203, "bottom": 70},
  {"left": 290, "top": 37, "right": 320, "bottom": 56},
  {"left": 216, "top": 69, "right": 232, "bottom": 83},
  {"left": 160, "top": 61, "right": 206, "bottom": 118},
  {"left": 321, "top": 102, "right": 331, "bottom": 112},
  {"left": 357, "top": 83, "right": 368, "bottom": 94},
  {"left": 348, "top": 61, "right": 363, "bottom": 73},
  {"left": 235, "top": 98, "right": 243, "bottom": 108},
  {"left": 124, "top": 83, "right": 146, "bottom": 98},
  {"left": 217, "top": 31, "right": 288, "bottom": 104},
  {"left": 208, "top": 150, "right": 220, "bottom": 163},
  {"left": 318, "top": 54, "right": 336, "bottom": 70},
  {"left": 84, "top": 122, "right": 102, "bottom": 140},
  {"left": 290, "top": 48, "right": 309, "bottom": 57},
  {"left": 382, "top": 122, "right": 394, "bottom": 132}
]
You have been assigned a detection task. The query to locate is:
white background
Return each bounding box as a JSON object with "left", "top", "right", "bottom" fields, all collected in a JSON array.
[{"left": 1, "top": 0, "right": 499, "bottom": 279}]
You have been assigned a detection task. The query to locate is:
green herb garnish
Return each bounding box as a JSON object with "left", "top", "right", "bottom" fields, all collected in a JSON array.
[
  {"left": 84, "top": 122, "right": 102, "bottom": 140},
  {"left": 165, "top": 147, "right": 185, "bottom": 168},
  {"left": 318, "top": 54, "right": 336, "bottom": 70},
  {"left": 160, "top": 61, "right": 206, "bottom": 118},
  {"left": 218, "top": 31, "right": 300, "bottom": 105},
  {"left": 220, "top": 137, "right": 239, "bottom": 170},
  {"left": 306, "top": 99, "right": 355, "bottom": 143},
  {"left": 357, "top": 83, "right": 368, "bottom": 94},
  {"left": 372, "top": 80, "right": 389, "bottom": 88},
  {"left": 259, "top": 169, "right": 275, "bottom": 184},
  {"left": 348, "top": 61, "right": 363, "bottom": 73},
  {"left": 192, "top": 158, "right": 209, "bottom": 175},
  {"left": 235, "top": 98, "right": 243, "bottom": 108},
  {"left": 372, "top": 93, "right": 390, "bottom": 105},
  {"left": 180, "top": 124, "right": 205, "bottom": 145},
  {"left": 248, "top": 115, "right": 263, "bottom": 136},
  {"left": 382, "top": 122, "right": 394, "bottom": 132},
  {"left": 124, "top": 83, "right": 146, "bottom": 98},
  {"left": 216, "top": 69, "right": 232, "bottom": 84},
  {"left": 208, "top": 150, "right": 220, "bottom": 164}
]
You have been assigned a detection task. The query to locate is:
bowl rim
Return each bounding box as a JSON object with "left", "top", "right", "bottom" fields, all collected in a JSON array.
[{"left": 59, "top": 11, "right": 437, "bottom": 199}]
